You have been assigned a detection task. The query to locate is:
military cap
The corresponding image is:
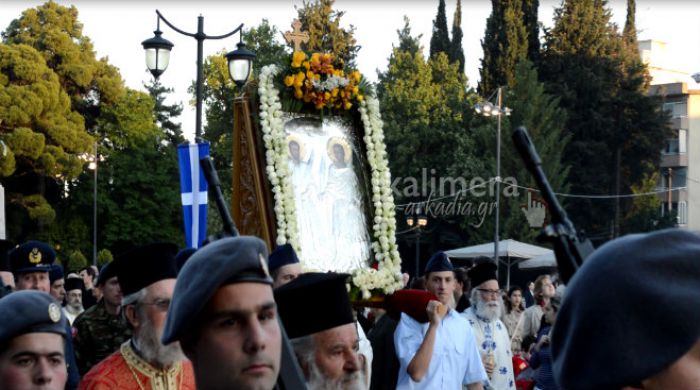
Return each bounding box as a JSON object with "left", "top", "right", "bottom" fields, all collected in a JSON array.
[
  {"left": 0, "top": 239, "right": 15, "bottom": 272},
  {"left": 268, "top": 244, "right": 300, "bottom": 274},
  {"left": 467, "top": 262, "right": 497, "bottom": 287},
  {"left": 0, "top": 290, "right": 67, "bottom": 346},
  {"left": 48, "top": 264, "right": 64, "bottom": 284},
  {"left": 552, "top": 228, "right": 700, "bottom": 390},
  {"left": 424, "top": 251, "right": 453, "bottom": 275},
  {"left": 96, "top": 261, "right": 118, "bottom": 286},
  {"left": 114, "top": 242, "right": 178, "bottom": 296},
  {"left": 175, "top": 247, "right": 196, "bottom": 272},
  {"left": 9, "top": 240, "right": 56, "bottom": 274},
  {"left": 274, "top": 272, "right": 354, "bottom": 339},
  {"left": 162, "top": 236, "right": 271, "bottom": 344},
  {"left": 64, "top": 277, "right": 84, "bottom": 292}
]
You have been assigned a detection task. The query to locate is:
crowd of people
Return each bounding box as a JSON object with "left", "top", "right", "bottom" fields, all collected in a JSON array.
[{"left": 1, "top": 227, "right": 700, "bottom": 390}]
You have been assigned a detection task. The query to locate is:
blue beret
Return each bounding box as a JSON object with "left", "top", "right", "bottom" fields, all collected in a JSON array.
[
  {"left": 268, "top": 244, "right": 299, "bottom": 273},
  {"left": 96, "top": 261, "right": 118, "bottom": 286},
  {"left": 552, "top": 229, "right": 700, "bottom": 390},
  {"left": 467, "top": 261, "right": 497, "bottom": 287},
  {"left": 424, "top": 251, "right": 453, "bottom": 275},
  {"left": 0, "top": 239, "right": 15, "bottom": 272},
  {"left": 175, "top": 247, "right": 196, "bottom": 272},
  {"left": 48, "top": 264, "right": 64, "bottom": 283},
  {"left": 115, "top": 242, "right": 178, "bottom": 296},
  {"left": 162, "top": 236, "right": 271, "bottom": 344},
  {"left": 0, "top": 290, "right": 66, "bottom": 346},
  {"left": 9, "top": 240, "right": 56, "bottom": 274}
]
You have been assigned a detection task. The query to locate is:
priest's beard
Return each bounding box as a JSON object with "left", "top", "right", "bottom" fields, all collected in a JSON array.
[
  {"left": 306, "top": 360, "right": 367, "bottom": 390},
  {"left": 134, "top": 317, "right": 185, "bottom": 368},
  {"left": 474, "top": 292, "right": 502, "bottom": 321}
]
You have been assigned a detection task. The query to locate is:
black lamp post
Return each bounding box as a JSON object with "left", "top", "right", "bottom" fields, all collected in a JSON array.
[
  {"left": 142, "top": 10, "right": 255, "bottom": 140},
  {"left": 406, "top": 206, "right": 428, "bottom": 278}
]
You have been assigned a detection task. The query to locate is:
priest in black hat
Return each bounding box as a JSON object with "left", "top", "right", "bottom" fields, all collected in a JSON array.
[
  {"left": 268, "top": 243, "right": 302, "bottom": 288},
  {"left": 62, "top": 277, "right": 85, "bottom": 325},
  {"left": 275, "top": 272, "right": 367, "bottom": 390},
  {"left": 394, "top": 251, "right": 486, "bottom": 390},
  {"left": 462, "top": 262, "right": 515, "bottom": 390},
  {"left": 79, "top": 242, "right": 195, "bottom": 390}
]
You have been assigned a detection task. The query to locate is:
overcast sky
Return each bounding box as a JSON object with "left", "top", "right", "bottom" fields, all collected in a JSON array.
[{"left": 2, "top": 0, "right": 699, "bottom": 141}]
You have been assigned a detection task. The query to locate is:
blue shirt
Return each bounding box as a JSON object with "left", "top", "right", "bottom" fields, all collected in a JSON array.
[{"left": 394, "top": 310, "right": 488, "bottom": 389}]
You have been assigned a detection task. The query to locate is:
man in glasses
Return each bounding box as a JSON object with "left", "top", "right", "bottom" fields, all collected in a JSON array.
[
  {"left": 78, "top": 243, "right": 195, "bottom": 390},
  {"left": 463, "top": 262, "right": 515, "bottom": 389}
]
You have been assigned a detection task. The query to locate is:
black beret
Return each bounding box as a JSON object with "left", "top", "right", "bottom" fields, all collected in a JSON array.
[
  {"left": 0, "top": 239, "right": 15, "bottom": 272},
  {"left": 424, "top": 251, "right": 453, "bottom": 275},
  {"left": 467, "top": 262, "right": 497, "bottom": 287},
  {"left": 48, "top": 264, "right": 64, "bottom": 283},
  {"left": 274, "top": 272, "right": 353, "bottom": 339},
  {"left": 64, "top": 277, "right": 85, "bottom": 292},
  {"left": 9, "top": 240, "right": 56, "bottom": 274},
  {"left": 114, "top": 242, "right": 178, "bottom": 296},
  {"left": 96, "top": 261, "right": 118, "bottom": 286},
  {"left": 175, "top": 247, "right": 196, "bottom": 272},
  {"left": 162, "top": 236, "right": 271, "bottom": 344},
  {"left": 0, "top": 290, "right": 67, "bottom": 346},
  {"left": 268, "top": 244, "right": 300, "bottom": 274},
  {"left": 552, "top": 228, "right": 700, "bottom": 390}
]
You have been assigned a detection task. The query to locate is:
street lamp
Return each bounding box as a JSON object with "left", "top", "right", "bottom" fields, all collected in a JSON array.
[
  {"left": 406, "top": 206, "right": 428, "bottom": 279},
  {"left": 474, "top": 87, "right": 511, "bottom": 279},
  {"left": 142, "top": 10, "right": 256, "bottom": 140}
]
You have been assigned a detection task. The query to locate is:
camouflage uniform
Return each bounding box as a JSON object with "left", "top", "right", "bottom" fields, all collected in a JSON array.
[{"left": 73, "top": 299, "right": 131, "bottom": 375}]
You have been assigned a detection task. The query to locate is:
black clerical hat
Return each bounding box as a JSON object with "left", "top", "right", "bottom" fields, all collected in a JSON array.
[
  {"left": 467, "top": 262, "right": 497, "bottom": 287},
  {"left": 64, "top": 277, "right": 85, "bottom": 292},
  {"left": 268, "top": 244, "right": 299, "bottom": 274},
  {"left": 115, "top": 242, "right": 178, "bottom": 296}
]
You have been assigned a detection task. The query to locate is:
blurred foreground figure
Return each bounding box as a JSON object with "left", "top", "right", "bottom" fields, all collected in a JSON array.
[{"left": 553, "top": 228, "right": 700, "bottom": 390}]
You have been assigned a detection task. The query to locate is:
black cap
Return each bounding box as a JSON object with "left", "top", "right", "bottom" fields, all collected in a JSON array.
[
  {"left": 0, "top": 290, "right": 67, "bottom": 345},
  {"left": 0, "top": 239, "right": 15, "bottom": 272},
  {"left": 424, "top": 251, "right": 453, "bottom": 275},
  {"left": 175, "top": 247, "right": 196, "bottom": 272},
  {"left": 64, "top": 277, "right": 85, "bottom": 292},
  {"left": 9, "top": 240, "right": 56, "bottom": 274},
  {"left": 48, "top": 264, "right": 64, "bottom": 284},
  {"left": 552, "top": 229, "right": 700, "bottom": 390},
  {"left": 274, "top": 272, "right": 354, "bottom": 339},
  {"left": 162, "top": 236, "right": 271, "bottom": 344},
  {"left": 96, "top": 261, "right": 117, "bottom": 286},
  {"left": 268, "top": 244, "right": 300, "bottom": 274},
  {"left": 115, "top": 242, "right": 179, "bottom": 296},
  {"left": 467, "top": 262, "right": 497, "bottom": 287}
]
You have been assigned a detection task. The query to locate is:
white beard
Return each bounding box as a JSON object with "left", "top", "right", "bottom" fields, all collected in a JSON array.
[
  {"left": 134, "top": 319, "right": 185, "bottom": 368},
  {"left": 476, "top": 297, "right": 502, "bottom": 321},
  {"left": 306, "top": 359, "right": 367, "bottom": 390}
]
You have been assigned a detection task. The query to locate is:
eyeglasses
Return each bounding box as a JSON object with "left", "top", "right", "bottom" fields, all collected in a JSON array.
[
  {"left": 140, "top": 298, "right": 171, "bottom": 311},
  {"left": 477, "top": 288, "right": 501, "bottom": 297}
]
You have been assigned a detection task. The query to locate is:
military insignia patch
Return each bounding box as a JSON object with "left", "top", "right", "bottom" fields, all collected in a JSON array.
[
  {"left": 48, "top": 303, "right": 61, "bottom": 323},
  {"left": 259, "top": 253, "right": 270, "bottom": 277},
  {"left": 29, "top": 248, "right": 42, "bottom": 264}
]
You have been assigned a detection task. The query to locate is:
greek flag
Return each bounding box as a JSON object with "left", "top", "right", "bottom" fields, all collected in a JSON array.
[{"left": 177, "top": 143, "right": 209, "bottom": 248}]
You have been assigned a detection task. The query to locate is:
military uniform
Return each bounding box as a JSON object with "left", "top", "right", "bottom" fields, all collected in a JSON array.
[{"left": 73, "top": 299, "right": 132, "bottom": 375}]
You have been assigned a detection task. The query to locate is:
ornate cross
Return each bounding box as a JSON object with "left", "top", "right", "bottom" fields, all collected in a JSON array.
[{"left": 284, "top": 19, "right": 309, "bottom": 52}]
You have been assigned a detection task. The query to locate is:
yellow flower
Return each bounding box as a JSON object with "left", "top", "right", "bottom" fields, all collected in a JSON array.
[
  {"left": 331, "top": 89, "right": 339, "bottom": 98},
  {"left": 352, "top": 70, "right": 361, "bottom": 82},
  {"left": 291, "top": 51, "right": 307, "bottom": 68},
  {"left": 324, "top": 91, "right": 331, "bottom": 100},
  {"left": 294, "top": 72, "right": 305, "bottom": 88},
  {"left": 344, "top": 101, "right": 353, "bottom": 110},
  {"left": 294, "top": 88, "right": 303, "bottom": 99},
  {"left": 357, "top": 94, "right": 364, "bottom": 102},
  {"left": 303, "top": 61, "right": 310, "bottom": 70},
  {"left": 284, "top": 75, "right": 294, "bottom": 87},
  {"left": 352, "top": 86, "right": 359, "bottom": 95}
]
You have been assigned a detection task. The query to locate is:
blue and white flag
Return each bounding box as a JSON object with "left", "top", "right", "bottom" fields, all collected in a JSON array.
[{"left": 177, "top": 143, "right": 210, "bottom": 248}]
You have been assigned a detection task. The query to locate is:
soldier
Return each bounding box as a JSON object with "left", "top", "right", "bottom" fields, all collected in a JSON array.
[
  {"left": 72, "top": 261, "right": 131, "bottom": 375},
  {"left": 49, "top": 264, "right": 66, "bottom": 303},
  {"left": 0, "top": 290, "right": 69, "bottom": 390},
  {"left": 162, "top": 236, "right": 281, "bottom": 390},
  {"left": 268, "top": 243, "right": 302, "bottom": 288}
]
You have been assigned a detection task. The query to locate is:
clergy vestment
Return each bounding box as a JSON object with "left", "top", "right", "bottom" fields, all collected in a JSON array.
[
  {"left": 77, "top": 341, "right": 195, "bottom": 390},
  {"left": 463, "top": 307, "right": 516, "bottom": 390}
]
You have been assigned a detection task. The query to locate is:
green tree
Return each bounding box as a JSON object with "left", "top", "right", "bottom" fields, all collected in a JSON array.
[
  {"left": 66, "top": 249, "right": 87, "bottom": 273},
  {"left": 621, "top": 169, "right": 676, "bottom": 234},
  {"left": 479, "top": 0, "right": 528, "bottom": 95},
  {"left": 429, "top": 0, "right": 451, "bottom": 58},
  {"left": 523, "top": 0, "right": 540, "bottom": 64},
  {"left": 297, "top": 0, "right": 359, "bottom": 67},
  {"left": 449, "top": 0, "right": 465, "bottom": 74},
  {"left": 96, "top": 249, "right": 113, "bottom": 268},
  {"left": 145, "top": 79, "right": 184, "bottom": 146}
]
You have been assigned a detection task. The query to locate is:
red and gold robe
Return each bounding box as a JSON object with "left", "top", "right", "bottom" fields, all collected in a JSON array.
[{"left": 78, "top": 341, "right": 196, "bottom": 390}]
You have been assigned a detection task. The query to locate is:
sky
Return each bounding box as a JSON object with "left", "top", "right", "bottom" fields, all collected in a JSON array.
[{"left": 2, "top": 0, "right": 700, "bottom": 141}]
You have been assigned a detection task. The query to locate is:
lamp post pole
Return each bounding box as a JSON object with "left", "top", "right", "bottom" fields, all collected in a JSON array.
[
  {"left": 415, "top": 228, "right": 421, "bottom": 278},
  {"left": 92, "top": 141, "right": 97, "bottom": 266},
  {"left": 494, "top": 87, "right": 502, "bottom": 279}
]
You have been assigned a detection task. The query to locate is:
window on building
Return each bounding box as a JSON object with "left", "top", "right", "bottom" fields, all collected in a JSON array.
[{"left": 662, "top": 102, "right": 687, "bottom": 118}]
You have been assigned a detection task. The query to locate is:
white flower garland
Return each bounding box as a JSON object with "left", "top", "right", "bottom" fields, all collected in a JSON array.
[{"left": 259, "top": 65, "right": 402, "bottom": 297}]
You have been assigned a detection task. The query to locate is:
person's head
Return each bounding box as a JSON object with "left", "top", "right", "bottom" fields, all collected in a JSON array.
[
  {"left": 543, "top": 294, "right": 561, "bottom": 326},
  {"left": 467, "top": 262, "right": 501, "bottom": 320},
  {"left": 528, "top": 281, "right": 534, "bottom": 291},
  {"left": 268, "top": 244, "right": 302, "bottom": 288},
  {"left": 552, "top": 229, "right": 700, "bottom": 390},
  {"left": 275, "top": 273, "right": 364, "bottom": 390},
  {"left": 423, "top": 252, "right": 455, "bottom": 306},
  {"left": 48, "top": 265, "right": 65, "bottom": 303},
  {"left": 409, "top": 276, "right": 425, "bottom": 290},
  {"left": 163, "top": 236, "right": 280, "bottom": 390},
  {"left": 0, "top": 291, "right": 68, "bottom": 390},
  {"left": 96, "top": 261, "right": 120, "bottom": 306},
  {"left": 64, "top": 277, "right": 84, "bottom": 312},
  {"left": 175, "top": 247, "right": 196, "bottom": 273},
  {"left": 452, "top": 268, "right": 469, "bottom": 302},
  {"left": 534, "top": 274, "right": 555, "bottom": 303},
  {"left": 10, "top": 241, "right": 57, "bottom": 293},
  {"left": 289, "top": 140, "right": 301, "bottom": 162},
  {"left": 506, "top": 286, "right": 524, "bottom": 313},
  {"left": 79, "top": 266, "right": 97, "bottom": 290}
]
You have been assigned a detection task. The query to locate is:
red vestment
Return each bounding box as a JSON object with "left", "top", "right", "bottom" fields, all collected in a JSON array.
[{"left": 78, "top": 341, "right": 196, "bottom": 390}]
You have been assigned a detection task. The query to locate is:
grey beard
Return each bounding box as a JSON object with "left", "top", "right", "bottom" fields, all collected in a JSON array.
[
  {"left": 65, "top": 304, "right": 84, "bottom": 314},
  {"left": 133, "top": 320, "right": 185, "bottom": 368},
  {"left": 476, "top": 299, "right": 502, "bottom": 321},
  {"left": 306, "top": 359, "right": 367, "bottom": 390}
]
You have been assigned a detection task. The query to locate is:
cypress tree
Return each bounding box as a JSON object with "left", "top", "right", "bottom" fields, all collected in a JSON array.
[
  {"left": 522, "top": 0, "right": 540, "bottom": 64},
  {"left": 449, "top": 0, "right": 465, "bottom": 74},
  {"left": 396, "top": 16, "right": 422, "bottom": 56},
  {"left": 429, "top": 0, "right": 451, "bottom": 58},
  {"left": 622, "top": 0, "right": 637, "bottom": 50},
  {"left": 479, "top": 0, "right": 528, "bottom": 94}
]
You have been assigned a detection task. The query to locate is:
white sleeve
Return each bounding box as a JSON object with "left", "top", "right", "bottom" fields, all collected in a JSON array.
[
  {"left": 462, "top": 326, "right": 489, "bottom": 385},
  {"left": 357, "top": 322, "right": 372, "bottom": 388},
  {"left": 393, "top": 313, "right": 423, "bottom": 367}
]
